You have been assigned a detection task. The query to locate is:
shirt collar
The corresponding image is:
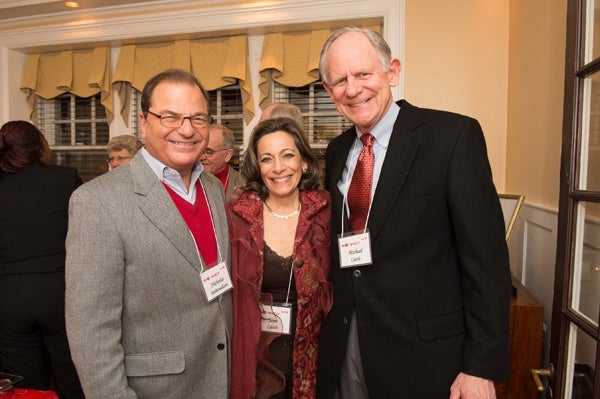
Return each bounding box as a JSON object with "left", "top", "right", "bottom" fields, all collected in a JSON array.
[
  {"left": 355, "top": 101, "right": 400, "bottom": 148},
  {"left": 141, "top": 147, "right": 204, "bottom": 200}
]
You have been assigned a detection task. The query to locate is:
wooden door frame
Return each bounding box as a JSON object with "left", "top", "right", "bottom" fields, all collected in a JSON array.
[
  {"left": 550, "top": 0, "right": 577, "bottom": 395},
  {"left": 552, "top": 0, "right": 600, "bottom": 397}
]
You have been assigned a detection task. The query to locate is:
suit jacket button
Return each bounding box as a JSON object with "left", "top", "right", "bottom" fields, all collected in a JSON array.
[
  {"left": 342, "top": 317, "right": 350, "bottom": 325},
  {"left": 353, "top": 269, "right": 362, "bottom": 278},
  {"left": 217, "top": 343, "right": 225, "bottom": 350},
  {"left": 295, "top": 259, "right": 304, "bottom": 268}
]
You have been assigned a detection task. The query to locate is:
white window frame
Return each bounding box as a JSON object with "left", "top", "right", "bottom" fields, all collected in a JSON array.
[
  {"left": 37, "top": 92, "right": 109, "bottom": 150},
  {"left": 273, "top": 81, "right": 352, "bottom": 150}
]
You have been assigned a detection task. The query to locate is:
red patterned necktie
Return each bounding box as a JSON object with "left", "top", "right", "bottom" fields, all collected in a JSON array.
[{"left": 347, "top": 133, "right": 374, "bottom": 231}]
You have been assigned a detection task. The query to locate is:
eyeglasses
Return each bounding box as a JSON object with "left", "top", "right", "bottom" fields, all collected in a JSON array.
[
  {"left": 147, "top": 110, "right": 211, "bottom": 129},
  {"left": 107, "top": 156, "right": 132, "bottom": 164},
  {"left": 203, "top": 147, "right": 232, "bottom": 157}
]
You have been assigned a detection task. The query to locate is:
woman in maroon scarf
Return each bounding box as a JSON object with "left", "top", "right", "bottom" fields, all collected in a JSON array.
[{"left": 227, "top": 117, "right": 332, "bottom": 399}]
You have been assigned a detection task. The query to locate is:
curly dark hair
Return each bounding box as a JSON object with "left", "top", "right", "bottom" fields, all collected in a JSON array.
[
  {"left": 0, "top": 120, "right": 44, "bottom": 175},
  {"left": 240, "top": 117, "right": 321, "bottom": 200}
]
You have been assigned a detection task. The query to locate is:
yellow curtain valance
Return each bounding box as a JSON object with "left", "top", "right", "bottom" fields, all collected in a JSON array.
[
  {"left": 258, "top": 25, "right": 381, "bottom": 109},
  {"left": 20, "top": 47, "right": 114, "bottom": 123},
  {"left": 112, "top": 36, "right": 254, "bottom": 126}
]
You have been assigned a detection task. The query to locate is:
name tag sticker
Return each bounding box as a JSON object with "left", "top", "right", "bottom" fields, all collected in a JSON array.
[
  {"left": 200, "top": 262, "right": 233, "bottom": 302},
  {"left": 338, "top": 231, "right": 372, "bottom": 268},
  {"left": 259, "top": 303, "right": 292, "bottom": 335}
]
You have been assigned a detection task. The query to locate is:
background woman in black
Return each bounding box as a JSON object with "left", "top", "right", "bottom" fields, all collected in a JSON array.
[{"left": 0, "top": 120, "right": 84, "bottom": 398}]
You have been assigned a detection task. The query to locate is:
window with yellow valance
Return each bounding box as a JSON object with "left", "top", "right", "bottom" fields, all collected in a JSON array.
[
  {"left": 258, "top": 25, "right": 381, "bottom": 110},
  {"left": 112, "top": 36, "right": 254, "bottom": 126},
  {"left": 20, "top": 46, "right": 114, "bottom": 123}
]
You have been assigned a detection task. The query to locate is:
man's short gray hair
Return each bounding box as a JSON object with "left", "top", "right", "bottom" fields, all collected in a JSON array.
[{"left": 319, "top": 27, "right": 392, "bottom": 85}]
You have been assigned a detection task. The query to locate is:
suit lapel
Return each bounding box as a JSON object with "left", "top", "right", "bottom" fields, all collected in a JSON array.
[
  {"left": 368, "top": 101, "right": 423, "bottom": 243},
  {"left": 130, "top": 155, "right": 203, "bottom": 273}
]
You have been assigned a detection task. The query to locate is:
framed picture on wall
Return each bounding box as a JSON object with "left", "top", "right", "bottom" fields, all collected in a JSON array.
[{"left": 498, "top": 194, "right": 525, "bottom": 241}]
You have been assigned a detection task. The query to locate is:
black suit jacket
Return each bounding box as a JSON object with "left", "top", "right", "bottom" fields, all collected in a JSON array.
[
  {"left": 0, "top": 162, "right": 81, "bottom": 276},
  {"left": 316, "top": 100, "right": 511, "bottom": 398}
]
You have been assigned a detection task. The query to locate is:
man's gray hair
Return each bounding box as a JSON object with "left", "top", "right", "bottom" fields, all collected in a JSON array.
[
  {"left": 319, "top": 27, "right": 392, "bottom": 85},
  {"left": 209, "top": 124, "right": 235, "bottom": 149}
]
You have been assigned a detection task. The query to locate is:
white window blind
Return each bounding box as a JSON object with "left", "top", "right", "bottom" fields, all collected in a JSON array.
[
  {"left": 274, "top": 81, "right": 352, "bottom": 162},
  {"left": 208, "top": 84, "right": 244, "bottom": 169},
  {"left": 37, "top": 93, "right": 110, "bottom": 181}
]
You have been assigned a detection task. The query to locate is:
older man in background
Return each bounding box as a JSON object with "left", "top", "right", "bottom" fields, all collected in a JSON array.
[
  {"left": 200, "top": 123, "right": 245, "bottom": 201},
  {"left": 260, "top": 102, "right": 304, "bottom": 128},
  {"left": 106, "top": 134, "right": 143, "bottom": 170}
]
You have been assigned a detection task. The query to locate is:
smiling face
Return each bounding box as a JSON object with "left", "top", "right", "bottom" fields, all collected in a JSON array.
[
  {"left": 257, "top": 130, "right": 308, "bottom": 201},
  {"left": 323, "top": 31, "right": 401, "bottom": 133},
  {"left": 140, "top": 81, "right": 209, "bottom": 179}
]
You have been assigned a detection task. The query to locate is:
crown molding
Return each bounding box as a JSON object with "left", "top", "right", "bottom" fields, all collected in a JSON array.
[{"left": 0, "top": 0, "right": 401, "bottom": 51}]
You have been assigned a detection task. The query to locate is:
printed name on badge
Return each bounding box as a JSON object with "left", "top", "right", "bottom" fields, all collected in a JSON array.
[
  {"left": 259, "top": 303, "right": 292, "bottom": 335},
  {"left": 200, "top": 262, "right": 233, "bottom": 302},
  {"left": 338, "top": 231, "right": 372, "bottom": 268}
]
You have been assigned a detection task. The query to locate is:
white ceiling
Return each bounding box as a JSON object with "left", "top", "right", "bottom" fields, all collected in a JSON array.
[{"left": 0, "top": 0, "right": 168, "bottom": 21}]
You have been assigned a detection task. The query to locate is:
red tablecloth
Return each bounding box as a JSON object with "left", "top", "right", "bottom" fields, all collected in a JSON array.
[{"left": 7, "top": 388, "right": 58, "bottom": 399}]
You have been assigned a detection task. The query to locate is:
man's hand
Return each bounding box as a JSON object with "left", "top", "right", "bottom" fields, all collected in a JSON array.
[{"left": 449, "top": 372, "right": 496, "bottom": 399}]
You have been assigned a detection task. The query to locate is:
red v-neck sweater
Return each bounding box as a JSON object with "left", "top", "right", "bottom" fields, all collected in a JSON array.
[{"left": 162, "top": 181, "right": 218, "bottom": 267}]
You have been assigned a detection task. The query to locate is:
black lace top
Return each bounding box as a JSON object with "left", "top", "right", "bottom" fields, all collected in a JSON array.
[
  {"left": 261, "top": 242, "right": 297, "bottom": 398},
  {"left": 262, "top": 243, "right": 296, "bottom": 304}
]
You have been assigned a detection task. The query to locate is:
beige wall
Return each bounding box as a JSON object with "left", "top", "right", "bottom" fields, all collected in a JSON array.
[
  {"left": 404, "top": 1, "right": 509, "bottom": 191},
  {"left": 404, "top": 1, "right": 565, "bottom": 210},
  {"left": 506, "top": 0, "right": 565, "bottom": 209}
]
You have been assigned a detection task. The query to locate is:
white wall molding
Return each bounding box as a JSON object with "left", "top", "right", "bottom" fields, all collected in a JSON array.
[{"left": 509, "top": 202, "right": 557, "bottom": 329}]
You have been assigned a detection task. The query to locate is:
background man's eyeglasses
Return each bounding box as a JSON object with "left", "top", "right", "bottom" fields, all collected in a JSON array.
[
  {"left": 203, "top": 148, "right": 231, "bottom": 157},
  {"left": 107, "top": 156, "right": 132, "bottom": 164},
  {"left": 147, "top": 110, "right": 212, "bottom": 129}
]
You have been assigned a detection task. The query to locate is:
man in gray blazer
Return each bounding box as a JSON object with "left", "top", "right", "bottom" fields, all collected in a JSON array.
[{"left": 65, "top": 69, "right": 232, "bottom": 398}]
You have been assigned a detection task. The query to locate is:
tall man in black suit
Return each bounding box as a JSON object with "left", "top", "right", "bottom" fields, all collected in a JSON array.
[{"left": 316, "top": 27, "right": 511, "bottom": 399}]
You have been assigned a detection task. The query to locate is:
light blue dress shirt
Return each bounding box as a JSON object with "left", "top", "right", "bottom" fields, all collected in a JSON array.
[
  {"left": 337, "top": 102, "right": 401, "bottom": 211},
  {"left": 141, "top": 147, "right": 204, "bottom": 204}
]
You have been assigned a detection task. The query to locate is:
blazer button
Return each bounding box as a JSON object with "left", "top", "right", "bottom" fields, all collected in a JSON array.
[
  {"left": 296, "top": 369, "right": 303, "bottom": 377},
  {"left": 353, "top": 269, "right": 362, "bottom": 278},
  {"left": 295, "top": 259, "right": 304, "bottom": 268},
  {"left": 301, "top": 299, "right": 309, "bottom": 308},
  {"left": 217, "top": 343, "right": 225, "bottom": 350},
  {"left": 342, "top": 317, "right": 350, "bottom": 325}
]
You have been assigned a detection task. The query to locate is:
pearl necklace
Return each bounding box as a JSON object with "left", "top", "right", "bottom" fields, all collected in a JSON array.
[{"left": 264, "top": 201, "right": 301, "bottom": 220}]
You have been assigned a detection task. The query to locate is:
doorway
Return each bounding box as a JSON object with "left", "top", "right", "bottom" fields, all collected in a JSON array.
[{"left": 549, "top": 0, "right": 600, "bottom": 397}]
